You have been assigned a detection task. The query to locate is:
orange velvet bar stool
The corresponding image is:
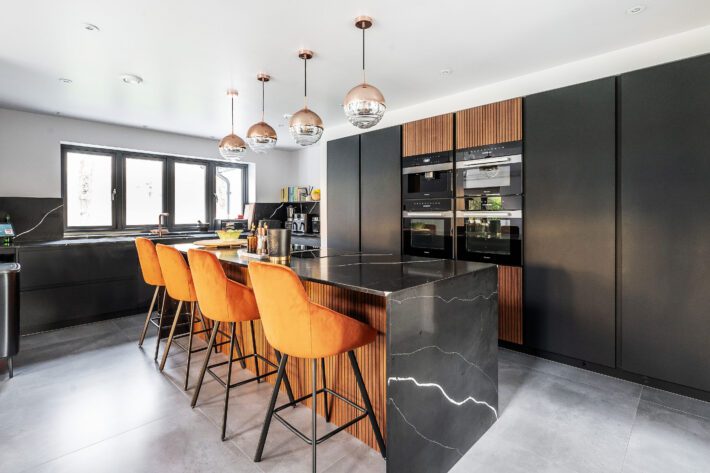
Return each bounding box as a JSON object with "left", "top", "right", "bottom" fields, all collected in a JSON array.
[
  {"left": 134, "top": 238, "right": 167, "bottom": 358},
  {"left": 248, "top": 261, "right": 386, "bottom": 472},
  {"left": 155, "top": 244, "right": 210, "bottom": 390},
  {"left": 187, "top": 249, "right": 295, "bottom": 440}
]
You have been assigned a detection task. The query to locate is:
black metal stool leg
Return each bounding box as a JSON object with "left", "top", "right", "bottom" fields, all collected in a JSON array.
[
  {"left": 311, "top": 358, "right": 318, "bottom": 473},
  {"left": 232, "top": 327, "right": 247, "bottom": 370},
  {"left": 274, "top": 349, "right": 296, "bottom": 404},
  {"left": 153, "top": 289, "right": 168, "bottom": 361},
  {"left": 222, "top": 322, "right": 236, "bottom": 441},
  {"left": 254, "top": 354, "right": 288, "bottom": 462},
  {"left": 348, "top": 350, "right": 387, "bottom": 458},
  {"left": 321, "top": 358, "right": 330, "bottom": 422},
  {"left": 184, "top": 302, "right": 196, "bottom": 390},
  {"left": 192, "top": 322, "right": 219, "bottom": 408},
  {"left": 250, "top": 320, "right": 261, "bottom": 383},
  {"left": 159, "top": 300, "right": 183, "bottom": 371},
  {"left": 8, "top": 357, "right": 13, "bottom": 379},
  {"left": 139, "top": 286, "right": 160, "bottom": 347}
]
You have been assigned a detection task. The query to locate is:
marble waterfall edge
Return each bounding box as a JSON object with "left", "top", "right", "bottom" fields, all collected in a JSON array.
[{"left": 386, "top": 266, "right": 499, "bottom": 473}]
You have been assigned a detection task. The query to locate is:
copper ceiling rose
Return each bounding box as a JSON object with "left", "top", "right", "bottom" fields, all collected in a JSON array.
[
  {"left": 343, "top": 15, "right": 386, "bottom": 129},
  {"left": 289, "top": 49, "right": 324, "bottom": 146},
  {"left": 218, "top": 88, "right": 247, "bottom": 161},
  {"left": 246, "top": 73, "right": 278, "bottom": 153}
]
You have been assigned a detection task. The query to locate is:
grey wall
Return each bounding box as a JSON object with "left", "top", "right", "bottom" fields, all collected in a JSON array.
[{"left": 0, "top": 107, "right": 305, "bottom": 202}]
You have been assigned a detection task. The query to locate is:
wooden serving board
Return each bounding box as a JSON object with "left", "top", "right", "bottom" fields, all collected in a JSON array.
[{"left": 193, "top": 238, "right": 247, "bottom": 248}]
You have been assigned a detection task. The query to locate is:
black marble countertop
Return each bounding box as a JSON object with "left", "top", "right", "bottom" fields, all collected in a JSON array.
[
  {"left": 13, "top": 232, "right": 211, "bottom": 248},
  {"left": 173, "top": 244, "right": 494, "bottom": 296}
]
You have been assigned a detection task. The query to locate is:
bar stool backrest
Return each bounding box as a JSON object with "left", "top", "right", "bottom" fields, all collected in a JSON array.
[
  {"left": 156, "top": 244, "right": 197, "bottom": 302},
  {"left": 135, "top": 237, "right": 164, "bottom": 286},
  {"left": 248, "top": 261, "right": 313, "bottom": 357}
]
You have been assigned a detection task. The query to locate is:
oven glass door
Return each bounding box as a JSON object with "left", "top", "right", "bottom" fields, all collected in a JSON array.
[
  {"left": 403, "top": 170, "right": 453, "bottom": 199},
  {"left": 456, "top": 155, "right": 522, "bottom": 197},
  {"left": 456, "top": 210, "right": 522, "bottom": 265},
  {"left": 403, "top": 215, "right": 453, "bottom": 258}
]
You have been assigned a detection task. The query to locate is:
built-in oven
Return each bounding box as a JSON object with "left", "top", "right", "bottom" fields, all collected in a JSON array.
[
  {"left": 402, "top": 151, "right": 454, "bottom": 200},
  {"left": 456, "top": 195, "right": 522, "bottom": 266},
  {"left": 402, "top": 198, "right": 454, "bottom": 259},
  {"left": 455, "top": 141, "right": 523, "bottom": 198}
]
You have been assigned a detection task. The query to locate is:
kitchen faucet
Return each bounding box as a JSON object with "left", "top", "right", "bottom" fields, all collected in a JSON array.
[{"left": 152, "top": 213, "right": 170, "bottom": 236}]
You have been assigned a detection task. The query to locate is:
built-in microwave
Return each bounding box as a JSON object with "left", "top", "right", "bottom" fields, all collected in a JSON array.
[
  {"left": 402, "top": 198, "right": 454, "bottom": 259},
  {"left": 402, "top": 152, "right": 454, "bottom": 200},
  {"left": 455, "top": 141, "right": 523, "bottom": 197},
  {"left": 455, "top": 195, "right": 522, "bottom": 266}
]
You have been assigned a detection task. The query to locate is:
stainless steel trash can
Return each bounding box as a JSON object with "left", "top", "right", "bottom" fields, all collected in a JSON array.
[{"left": 0, "top": 262, "right": 20, "bottom": 379}]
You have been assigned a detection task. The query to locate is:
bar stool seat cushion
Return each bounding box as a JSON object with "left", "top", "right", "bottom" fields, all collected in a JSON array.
[
  {"left": 248, "top": 261, "right": 376, "bottom": 359},
  {"left": 188, "top": 249, "right": 259, "bottom": 323},
  {"left": 135, "top": 237, "right": 164, "bottom": 287},
  {"left": 156, "top": 244, "right": 198, "bottom": 302}
]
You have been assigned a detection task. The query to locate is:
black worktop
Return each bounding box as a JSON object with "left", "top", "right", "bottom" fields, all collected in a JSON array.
[
  {"left": 12, "top": 232, "right": 212, "bottom": 248},
  {"left": 173, "top": 244, "right": 493, "bottom": 296}
]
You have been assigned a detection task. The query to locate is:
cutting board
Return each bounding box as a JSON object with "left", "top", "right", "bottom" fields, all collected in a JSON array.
[{"left": 193, "top": 239, "right": 247, "bottom": 248}]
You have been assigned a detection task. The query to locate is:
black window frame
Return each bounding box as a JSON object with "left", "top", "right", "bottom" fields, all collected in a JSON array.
[{"left": 61, "top": 144, "right": 249, "bottom": 233}]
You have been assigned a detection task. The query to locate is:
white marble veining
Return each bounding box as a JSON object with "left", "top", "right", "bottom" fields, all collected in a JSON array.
[
  {"left": 389, "top": 398, "right": 465, "bottom": 457},
  {"left": 389, "top": 290, "right": 498, "bottom": 305},
  {"left": 388, "top": 376, "right": 499, "bottom": 418}
]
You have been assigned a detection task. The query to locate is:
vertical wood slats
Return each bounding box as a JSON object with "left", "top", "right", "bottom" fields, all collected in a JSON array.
[
  {"left": 402, "top": 113, "right": 454, "bottom": 157},
  {"left": 456, "top": 98, "right": 522, "bottom": 149},
  {"left": 498, "top": 265, "right": 523, "bottom": 344},
  {"left": 216, "top": 264, "right": 387, "bottom": 451}
]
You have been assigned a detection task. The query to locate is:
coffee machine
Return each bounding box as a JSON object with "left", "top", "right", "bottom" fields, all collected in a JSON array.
[{"left": 293, "top": 213, "right": 314, "bottom": 234}]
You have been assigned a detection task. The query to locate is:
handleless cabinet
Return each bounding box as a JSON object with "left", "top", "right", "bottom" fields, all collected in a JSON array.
[
  {"left": 360, "top": 126, "right": 402, "bottom": 254},
  {"left": 523, "top": 77, "right": 617, "bottom": 367},
  {"left": 327, "top": 135, "right": 361, "bottom": 251},
  {"left": 456, "top": 98, "right": 522, "bottom": 149},
  {"left": 619, "top": 53, "right": 710, "bottom": 391},
  {"left": 402, "top": 113, "right": 453, "bottom": 157}
]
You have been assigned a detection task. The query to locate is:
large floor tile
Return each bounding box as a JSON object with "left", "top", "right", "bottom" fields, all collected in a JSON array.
[{"left": 621, "top": 399, "right": 710, "bottom": 473}]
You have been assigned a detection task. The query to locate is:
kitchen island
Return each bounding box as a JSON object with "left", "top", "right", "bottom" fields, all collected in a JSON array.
[{"left": 173, "top": 245, "right": 499, "bottom": 473}]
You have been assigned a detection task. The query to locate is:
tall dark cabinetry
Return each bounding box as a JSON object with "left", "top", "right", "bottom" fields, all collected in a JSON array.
[
  {"left": 524, "top": 78, "right": 617, "bottom": 367},
  {"left": 360, "top": 126, "right": 402, "bottom": 253},
  {"left": 619, "top": 54, "right": 710, "bottom": 391},
  {"left": 326, "top": 127, "right": 401, "bottom": 253},
  {"left": 326, "top": 135, "right": 360, "bottom": 251}
]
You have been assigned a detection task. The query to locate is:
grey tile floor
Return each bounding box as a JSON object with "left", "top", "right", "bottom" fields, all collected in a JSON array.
[{"left": 1, "top": 314, "right": 709, "bottom": 473}]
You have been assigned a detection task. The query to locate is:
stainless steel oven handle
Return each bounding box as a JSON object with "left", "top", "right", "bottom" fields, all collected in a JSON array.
[
  {"left": 403, "top": 211, "right": 454, "bottom": 218},
  {"left": 458, "top": 210, "right": 523, "bottom": 218},
  {"left": 457, "top": 154, "right": 522, "bottom": 169},
  {"left": 402, "top": 162, "right": 453, "bottom": 175}
]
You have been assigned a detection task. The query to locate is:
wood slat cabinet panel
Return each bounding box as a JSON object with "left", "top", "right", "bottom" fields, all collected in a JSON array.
[
  {"left": 402, "top": 113, "right": 453, "bottom": 157},
  {"left": 456, "top": 98, "right": 522, "bottom": 149},
  {"left": 498, "top": 265, "right": 523, "bottom": 344}
]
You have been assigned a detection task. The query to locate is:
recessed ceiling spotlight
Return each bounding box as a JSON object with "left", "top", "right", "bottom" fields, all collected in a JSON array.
[
  {"left": 58, "top": 78, "right": 73, "bottom": 84},
  {"left": 83, "top": 23, "right": 100, "bottom": 32},
  {"left": 120, "top": 74, "right": 143, "bottom": 85},
  {"left": 440, "top": 68, "right": 453, "bottom": 76},
  {"left": 626, "top": 5, "right": 646, "bottom": 14}
]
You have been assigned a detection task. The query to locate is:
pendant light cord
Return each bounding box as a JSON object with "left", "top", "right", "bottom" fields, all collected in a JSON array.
[
  {"left": 362, "top": 27, "right": 366, "bottom": 83},
  {"left": 303, "top": 57, "right": 308, "bottom": 108}
]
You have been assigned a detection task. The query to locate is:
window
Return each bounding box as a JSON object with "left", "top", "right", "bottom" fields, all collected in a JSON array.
[
  {"left": 64, "top": 151, "right": 114, "bottom": 228},
  {"left": 125, "top": 157, "right": 164, "bottom": 226},
  {"left": 61, "top": 145, "right": 248, "bottom": 232},
  {"left": 174, "top": 162, "right": 207, "bottom": 225},
  {"left": 216, "top": 166, "right": 245, "bottom": 219}
]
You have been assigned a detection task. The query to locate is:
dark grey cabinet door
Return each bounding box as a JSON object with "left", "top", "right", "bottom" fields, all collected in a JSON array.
[
  {"left": 327, "top": 135, "right": 361, "bottom": 251},
  {"left": 360, "top": 126, "right": 402, "bottom": 254},
  {"left": 619, "top": 54, "right": 710, "bottom": 391},
  {"left": 524, "top": 77, "right": 617, "bottom": 367}
]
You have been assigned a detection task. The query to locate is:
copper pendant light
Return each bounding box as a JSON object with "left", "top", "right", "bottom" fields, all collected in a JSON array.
[
  {"left": 343, "top": 16, "right": 386, "bottom": 129},
  {"left": 218, "top": 89, "right": 246, "bottom": 161},
  {"left": 289, "top": 49, "right": 324, "bottom": 146},
  {"left": 246, "top": 73, "right": 277, "bottom": 153}
]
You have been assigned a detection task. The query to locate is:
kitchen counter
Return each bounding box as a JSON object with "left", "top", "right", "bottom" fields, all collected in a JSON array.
[
  {"left": 174, "top": 244, "right": 499, "bottom": 473},
  {"left": 14, "top": 232, "right": 212, "bottom": 247}
]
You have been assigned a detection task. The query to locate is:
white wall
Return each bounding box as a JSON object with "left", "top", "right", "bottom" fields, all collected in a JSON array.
[
  {"left": 0, "top": 107, "right": 297, "bottom": 202},
  {"left": 294, "top": 145, "right": 322, "bottom": 189},
  {"left": 318, "top": 23, "right": 710, "bottom": 247}
]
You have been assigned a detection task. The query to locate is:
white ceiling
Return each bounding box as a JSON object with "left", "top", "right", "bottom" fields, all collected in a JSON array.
[{"left": 1, "top": 0, "right": 710, "bottom": 149}]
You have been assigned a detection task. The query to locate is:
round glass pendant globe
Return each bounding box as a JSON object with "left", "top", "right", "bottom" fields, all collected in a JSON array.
[
  {"left": 218, "top": 133, "right": 246, "bottom": 161},
  {"left": 246, "top": 121, "right": 277, "bottom": 154},
  {"left": 289, "top": 108, "right": 324, "bottom": 146},
  {"left": 343, "top": 83, "right": 386, "bottom": 129}
]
